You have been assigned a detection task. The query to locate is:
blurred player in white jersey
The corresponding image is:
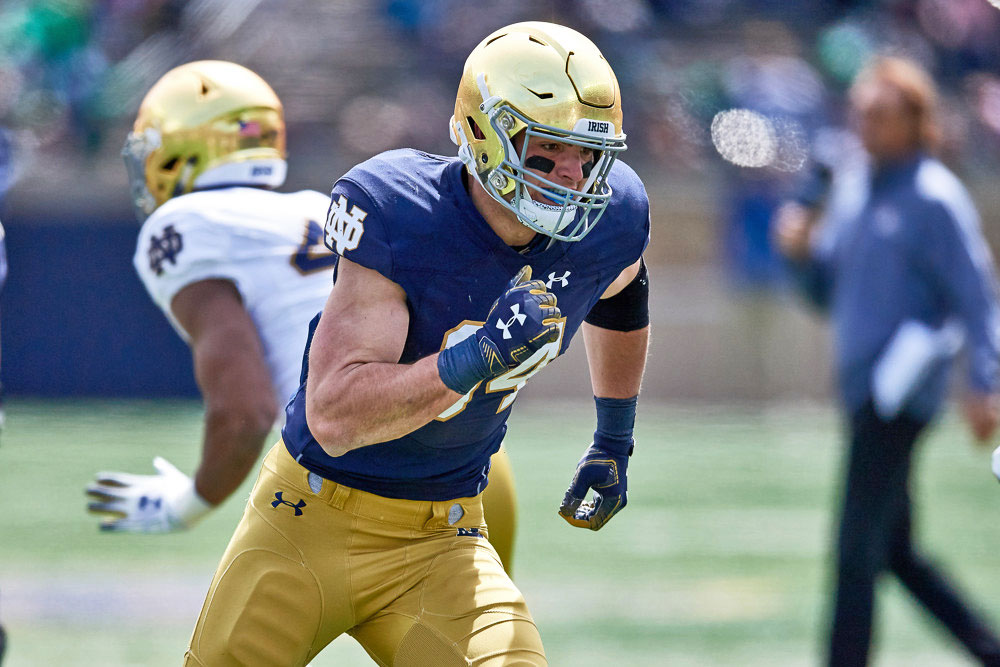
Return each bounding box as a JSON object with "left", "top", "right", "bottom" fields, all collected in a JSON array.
[{"left": 84, "top": 61, "right": 519, "bottom": 572}]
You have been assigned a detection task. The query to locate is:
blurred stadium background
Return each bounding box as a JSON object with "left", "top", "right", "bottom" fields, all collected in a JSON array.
[{"left": 2, "top": 0, "right": 1000, "bottom": 665}]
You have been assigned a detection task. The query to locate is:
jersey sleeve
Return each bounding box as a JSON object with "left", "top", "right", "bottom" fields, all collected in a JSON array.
[
  {"left": 614, "top": 160, "right": 651, "bottom": 268},
  {"left": 323, "top": 179, "right": 394, "bottom": 281},
  {"left": 133, "top": 207, "right": 246, "bottom": 326}
]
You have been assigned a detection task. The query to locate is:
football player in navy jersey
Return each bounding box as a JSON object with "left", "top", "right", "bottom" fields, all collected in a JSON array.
[
  {"left": 186, "top": 22, "right": 650, "bottom": 666},
  {"left": 84, "top": 60, "right": 520, "bottom": 574}
]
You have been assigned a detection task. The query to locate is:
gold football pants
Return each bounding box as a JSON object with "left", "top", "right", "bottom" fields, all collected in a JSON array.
[
  {"left": 184, "top": 442, "right": 545, "bottom": 667},
  {"left": 481, "top": 445, "right": 517, "bottom": 577}
]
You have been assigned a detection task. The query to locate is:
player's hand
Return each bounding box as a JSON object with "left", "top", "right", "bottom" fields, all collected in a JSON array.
[
  {"left": 558, "top": 438, "right": 632, "bottom": 531},
  {"left": 480, "top": 265, "right": 561, "bottom": 368},
  {"left": 86, "top": 457, "right": 212, "bottom": 533},
  {"left": 772, "top": 202, "right": 815, "bottom": 262},
  {"left": 438, "top": 266, "right": 561, "bottom": 394},
  {"left": 963, "top": 391, "right": 1000, "bottom": 445}
]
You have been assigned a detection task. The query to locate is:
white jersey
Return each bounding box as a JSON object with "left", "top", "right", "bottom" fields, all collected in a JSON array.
[{"left": 134, "top": 186, "right": 334, "bottom": 409}]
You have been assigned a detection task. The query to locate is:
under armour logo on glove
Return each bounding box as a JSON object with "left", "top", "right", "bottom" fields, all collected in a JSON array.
[
  {"left": 85, "top": 456, "right": 212, "bottom": 533},
  {"left": 546, "top": 271, "right": 571, "bottom": 289},
  {"left": 148, "top": 225, "right": 183, "bottom": 275},
  {"left": 271, "top": 491, "right": 306, "bottom": 516},
  {"left": 324, "top": 194, "right": 368, "bottom": 254},
  {"left": 437, "top": 265, "right": 562, "bottom": 395},
  {"left": 495, "top": 304, "right": 527, "bottom": 339},
  {"left": 138, "top": 496, "right": 162, "bottom": 511}
]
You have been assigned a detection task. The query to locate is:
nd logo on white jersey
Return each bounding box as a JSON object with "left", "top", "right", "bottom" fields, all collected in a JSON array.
[
  {"left": 495, "top": 304, "right": 527, "bottom": 340},
  {"left": 546, "top": 271, "right": 571, "bottom": 289},
  {"left": 325, "top": 195, "right": 367, "bottom": 254}
]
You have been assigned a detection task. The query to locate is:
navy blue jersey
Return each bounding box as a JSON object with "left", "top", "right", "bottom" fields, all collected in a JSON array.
[{"left": 282, "top": 150, "right": 649, "bottom": 500}]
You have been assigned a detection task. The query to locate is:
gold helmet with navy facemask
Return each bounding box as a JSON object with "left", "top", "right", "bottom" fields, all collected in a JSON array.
[
  {"left": 449, "top": 22, "right": 627, "bottom": 242},
  {"left": 123, "top": 60, "right": 287, "bottom": 222}
]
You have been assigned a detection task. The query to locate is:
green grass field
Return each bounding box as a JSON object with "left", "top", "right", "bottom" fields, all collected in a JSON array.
[{"left": 2, "top": 398, "right": 999, "bottom": 666}]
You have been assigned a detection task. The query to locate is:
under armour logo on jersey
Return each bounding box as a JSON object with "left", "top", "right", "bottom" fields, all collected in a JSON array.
[
  {"left": 546, "top": 271, "right": 571, "bottom": 289},
  {"left": 324, "top": 195, "right": 368, "bottom": 254},
  {"left": 271, "top": 491, "right": 306, "bottom": 516},
  {"left": 148, "top": 225, "right": 183, "bottom": 276},
  {"left": 495, "top": 304, "right": 527, "bottom": 339}
]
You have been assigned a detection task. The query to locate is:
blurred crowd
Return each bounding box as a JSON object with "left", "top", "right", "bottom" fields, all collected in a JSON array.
[{"left": 1, "top": 0, "right": 999, "bottom": 259}]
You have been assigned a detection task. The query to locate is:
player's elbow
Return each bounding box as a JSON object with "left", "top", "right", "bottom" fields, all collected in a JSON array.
[
  {"left": 307, "top": 419, "right": 359, "bottom": 457},
  {"left": 205, "top": 400, "right": 278, "bottom": 454},
  {"left": 205, "top": 402, "right": 278, "bottom": 465},
  {"left": 305, "top": 393, "right": 360, "bottom": 457},
  {"left": 249, "top": 402, "right": 280, "bottom": 440}
]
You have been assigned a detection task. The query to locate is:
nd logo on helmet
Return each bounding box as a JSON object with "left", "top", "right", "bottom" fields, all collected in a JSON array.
[{"left": 324, "top": 194, "right": 368, "bottom": 254}]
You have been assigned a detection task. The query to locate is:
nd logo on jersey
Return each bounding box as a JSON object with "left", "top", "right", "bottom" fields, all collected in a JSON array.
[{"left": 325, "top": 195, "right": 368, "bottom": 254}]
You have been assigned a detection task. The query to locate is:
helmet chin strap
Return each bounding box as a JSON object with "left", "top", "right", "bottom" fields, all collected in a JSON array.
[
  {"left": 516, "top": 188, "right": 578, "bottom": 235},
  {"left": 514, "top": 156, "right": 580, "bottom": 235}
]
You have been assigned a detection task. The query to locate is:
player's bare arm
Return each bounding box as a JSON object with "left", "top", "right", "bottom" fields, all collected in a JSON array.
[
  {"left": 585, "top": 258, "right": 648, "bottom": 398},
  {"left": 307, "top": 257, "right": 561, "bottom": 456},
  {"left": 560, "top": 257, "right": 649, "bottom": 531},
  {"left": 86, "top": 277, "right": 277, "bottom": 531},
  {"left": 305, "top": 257, "right": 462, "bottom": 456},
  {"left": 965, "top": 392, "right": 1000, "bottom": 444},
  {"left": 171, "top": 279, "right": 278, "bottom": 504}
]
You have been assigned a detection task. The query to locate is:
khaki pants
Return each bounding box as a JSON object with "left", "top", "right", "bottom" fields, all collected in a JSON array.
[{"left": 184, "top": 442, "right": 545, "bottom": 667}]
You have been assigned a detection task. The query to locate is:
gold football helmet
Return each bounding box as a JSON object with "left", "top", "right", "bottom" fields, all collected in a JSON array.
[
  {"left": 450, "top": 22, "right": 626, "bottom": 241},
  {"left": 123, "top": 60, "right": 287, "bottom": 221}
]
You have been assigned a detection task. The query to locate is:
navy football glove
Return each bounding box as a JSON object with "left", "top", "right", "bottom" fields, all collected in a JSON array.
[
  {"left": 559, "top": 438, "right": 631, "bottom": 531},
  {"left": 438, "top": 265, "right": 561, "bottom": 394},
  {"left": 559, "top": 396, "right": 637, "bottom": 531}
]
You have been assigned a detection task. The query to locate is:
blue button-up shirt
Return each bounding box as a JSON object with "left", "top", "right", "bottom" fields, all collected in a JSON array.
[{"left": 790, "top": 153, "right": 1000, "bottom": 419}]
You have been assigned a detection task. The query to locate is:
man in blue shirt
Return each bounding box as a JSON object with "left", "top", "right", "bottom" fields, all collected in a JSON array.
[
  {"left": 185, "top": 22, "right": 650, "bottom": 666},
  {"left": 776, "top": 57, "right": 1000, "bottom": 665}
]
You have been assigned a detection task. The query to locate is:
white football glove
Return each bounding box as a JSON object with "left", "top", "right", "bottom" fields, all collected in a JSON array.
[
  {"left": 86, "top": 457, "right": 212, "bottom": 533},
  {"left": 992, "top": 445, "right": 1000, "bottom": 482}
]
